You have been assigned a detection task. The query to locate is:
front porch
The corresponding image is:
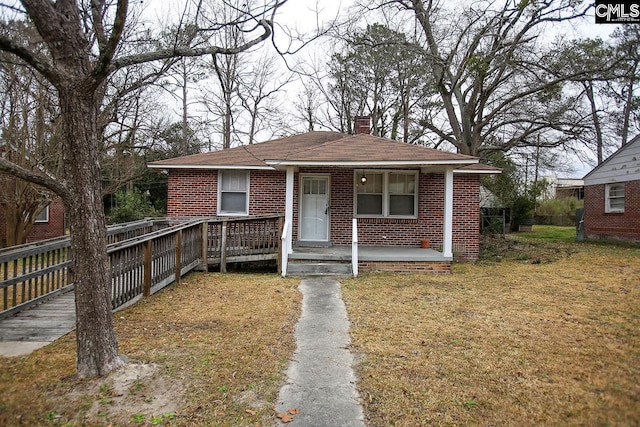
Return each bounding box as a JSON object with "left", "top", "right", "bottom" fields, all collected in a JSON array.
[{"left": 287, "top": 245, "right": 452, "bottom": 275}]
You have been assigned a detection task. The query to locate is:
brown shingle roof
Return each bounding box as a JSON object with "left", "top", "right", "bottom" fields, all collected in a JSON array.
[{"left": 148, "top": 131, "right": 478, "bottom": 169}]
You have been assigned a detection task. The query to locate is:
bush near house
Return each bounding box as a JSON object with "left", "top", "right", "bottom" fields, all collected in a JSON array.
[
  {"left": 107, "top": 189, "right": 160, "bottom": 224},
  {"left": 535, "top": 196, "right": 584, "bottom": 226}
]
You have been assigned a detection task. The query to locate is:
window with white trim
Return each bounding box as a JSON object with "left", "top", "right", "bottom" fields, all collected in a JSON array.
[
  {"left": 35, "top": 205, "right": 49, "bottom": 223},
  {"left": 218, "top": 170, "right": 249, "bottom": 215},
  {"left": 355, "top": 170, "right": 418, "bottom": 218},
  {"left": 605, "top": 183, "right": 625, "bottom": 213}
]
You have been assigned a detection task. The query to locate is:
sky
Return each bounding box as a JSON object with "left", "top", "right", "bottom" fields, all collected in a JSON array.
[{"left": 136, "top": 0, "right": 625, "bottom": 178}]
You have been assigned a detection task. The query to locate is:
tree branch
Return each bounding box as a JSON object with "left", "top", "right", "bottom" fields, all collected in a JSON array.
[
  {"left": 91, "top": 0, "right": 128, "bottom": 82},
  {"left": 0, "top": 35, "right": 60, "bottom": 85},
  {"left": 0, "top": 158, "right": 71, "bottom": 203},
  {"left": 111, "top": 19, "right": 272, "bottom": 71}
]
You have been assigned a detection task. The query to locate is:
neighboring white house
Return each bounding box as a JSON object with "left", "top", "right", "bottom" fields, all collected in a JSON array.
[{"left": 540, "top": 175, "right": 584, "bottom": 200}]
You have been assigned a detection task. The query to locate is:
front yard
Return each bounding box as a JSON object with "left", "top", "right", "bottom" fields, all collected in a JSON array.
[
  {"left": 0, "top": 226, "right": 638, "bottom": 426},
  {"left": 342, "top": 230, "right": 639, "bottom": 426}
]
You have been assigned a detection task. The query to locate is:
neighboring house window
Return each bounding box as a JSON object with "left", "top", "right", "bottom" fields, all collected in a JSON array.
[
  {"left": 218, "top": 170, "right": 249, "bottom": 215},
  {"left": 34, "top": 205, "right": 49, "bottom": 223},
  {"left": 355, "top": 171, "right": 418, "bottom": 218},
  {"left": 605, "top": 183, "right": 625, "bottom": 213}
]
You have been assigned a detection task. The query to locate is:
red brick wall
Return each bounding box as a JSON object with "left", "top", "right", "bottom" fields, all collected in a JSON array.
[
  {"left": 584, "top": 181, "right": 640, "bottom": 243},
  {"left": 453, "top": 175, "right": 481, "bottom": 260},
  {"left": 167, "top": 170, "right": 218, "bottom": 217},
  {"left": 359, "top": 260, "right": 452, "bottom": 274},
  {"left": 0, "top": 206, "right": 5, "bottom": 246},
  {"left": 166, "top": 168, "right": 481, "bottom": 260},
  {"left": 167, "top": 169, "right": 286, "bottom": 218},
  {"left": 290, "top": 168, "right": 479, "bottom": 260},
  {"left": 0, "top": 197, "right": 66, "bottom": 246},
  {"left": 27, "top": 197, "right": 66, "bottom": 242},
  {"left": 249, "top": 170, "right": 286, "bottom": 215}
]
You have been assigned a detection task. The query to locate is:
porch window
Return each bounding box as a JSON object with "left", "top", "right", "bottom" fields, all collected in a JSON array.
[
  {"left": 355, "top": 170, "right": 418, "bottom": 218},
  {"left": 605, "top": 183, "right": 625, "bottom": 213},
  {"left": 218, "top": 170, "right": 249, "bottom": 215},
  {"left": 34, "top": 205, "right": 49, "bottom": 223}
]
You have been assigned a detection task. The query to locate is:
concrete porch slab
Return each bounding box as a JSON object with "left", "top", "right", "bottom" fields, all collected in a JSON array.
[{"left": 291, "top": 245, "right": 451, "bottom": 262}]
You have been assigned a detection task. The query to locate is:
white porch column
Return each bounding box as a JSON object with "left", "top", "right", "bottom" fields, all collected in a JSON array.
[
  {"left": 443, "top": 167, "right": 454, "bottom": 258},
  {"left": 285, "top": 166, "right": 294, "bottom": 254}
]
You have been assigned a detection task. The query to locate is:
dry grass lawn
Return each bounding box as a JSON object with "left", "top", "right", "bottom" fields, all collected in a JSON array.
[
  {"left": 342, "top": 233, "right": 640, "bottom": 426},
  {"left": 0, "top": 228, "right": 638, "bottom": 426},
  {"left": 0, "top": 273, "right": 300, "bottom": 426}
]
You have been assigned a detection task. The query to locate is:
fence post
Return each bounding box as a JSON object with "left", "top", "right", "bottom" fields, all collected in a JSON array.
[
  {"left": 220, "top": 220, "right": 228, "bottom": 273},
  {"left": 200, "top": 220, "right": 209, "bottom": 271},
  {"left": 276, "top": 216, "right": 283, "bottom": 274},
  {"left": 175, "top": 230, "right": 183, "bottom": 285},
  {"left": 143, "top": 240, "right": 152, "bottom": 297}
]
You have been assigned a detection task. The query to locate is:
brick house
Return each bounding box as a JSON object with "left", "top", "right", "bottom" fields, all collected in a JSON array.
[
  {"left": 583, "top": 135, "right": 640, "bottom": 243},
  {"left": 0, "top": 197, "right": 66, "bottom": 247},
  {"left": 149, "top": 124, "right": 498, "bottom": 274}
]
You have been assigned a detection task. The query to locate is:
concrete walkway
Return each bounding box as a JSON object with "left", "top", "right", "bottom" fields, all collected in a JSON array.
[{"left": 276, "top": 278, "right": 365, "bottom": 426}]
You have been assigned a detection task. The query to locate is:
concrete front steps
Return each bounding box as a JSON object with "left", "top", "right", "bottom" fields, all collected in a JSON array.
[
  {"left": 286, "top": 261, "right": 352, "bottom": 277},
  {"left": 287, "top": 246, "right": 353, "bottom": 276}
]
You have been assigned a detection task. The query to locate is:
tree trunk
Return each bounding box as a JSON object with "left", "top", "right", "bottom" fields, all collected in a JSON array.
[
  {"left": 584, "top": 82, "right": 604, "bottom": 164},
  {"left": 181, "top": 62, "right": 189, "bottom": 154},
  {"left": 620, "top": 68, "right": 636, "bottom": 146},
  {"left": 59, "top": 88, "right": 123, "bottom": 378}
]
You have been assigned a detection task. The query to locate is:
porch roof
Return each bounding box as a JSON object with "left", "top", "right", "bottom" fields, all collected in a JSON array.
[{"left": 148, "top": 131, "right": 480, "bottom": 170}]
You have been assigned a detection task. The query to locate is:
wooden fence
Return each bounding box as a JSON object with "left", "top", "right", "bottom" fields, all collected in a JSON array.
[{"left": 0, "top": 215, "right": 283, "bottom": 319}]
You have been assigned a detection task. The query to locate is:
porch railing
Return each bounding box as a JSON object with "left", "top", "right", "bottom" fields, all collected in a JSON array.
[
  {"left": 0, "top": 215, "right": 283, "bottom": 319},
  {"left": 352, "top": 218, "right": 359, "bottom": 278},
  {"left": 204, "top": 215, "right": 283, "bottom": 272},
  {"left": 281, "top": 219, "right": 289, "bottom": 277}
]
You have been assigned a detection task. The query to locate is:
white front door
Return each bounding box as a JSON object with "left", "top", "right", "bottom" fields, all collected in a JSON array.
[{"left": 300, "top": 176, "right": 330, "bottom": 242}]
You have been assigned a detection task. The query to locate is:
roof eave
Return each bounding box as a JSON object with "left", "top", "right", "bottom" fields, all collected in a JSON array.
[
  {"left": 454, "top": 169, "right": 502, "bottom": 174},
  {"left": 265, "top": 159, "right": 478, "bottom": 168},
  {"left": 147, "top": 164, "right": 275, "bottom": 170}
]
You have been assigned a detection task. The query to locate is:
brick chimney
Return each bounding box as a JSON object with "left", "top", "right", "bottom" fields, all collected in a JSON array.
[{"left": 353, "top": 116, "right": 371, "bottom": 135}]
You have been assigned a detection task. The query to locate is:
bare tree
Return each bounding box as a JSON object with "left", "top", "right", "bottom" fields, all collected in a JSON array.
[
  {"left": 237, "top": 53, "right": 294, "bottom": 144},
  {"left": 0, "top": 29, "right": 61, "bottom": 246},
  {"left": 0, "top": 0, "right": 279, "bottom": 378},
  {"left": 294, "top": 82, "right": 321, "bottom": 132},
  {"left": 610, "top": 25, "right": 640, "bottom": 146},
  {"left": 359, "top": 0, "right": 591, "bottom": 157}
]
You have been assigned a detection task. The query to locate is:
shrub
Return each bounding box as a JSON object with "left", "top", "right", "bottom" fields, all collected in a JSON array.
[
  {"left": 535, "top": 197, "right": 584, "bottom": 226},
  {"left": 108, "top": 189, "right": 159, "bottom": 224}
]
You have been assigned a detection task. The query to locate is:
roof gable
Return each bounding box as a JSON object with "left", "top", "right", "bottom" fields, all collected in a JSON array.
[{"left": 583, "top": 135, "right": 640, "bottom": 186}]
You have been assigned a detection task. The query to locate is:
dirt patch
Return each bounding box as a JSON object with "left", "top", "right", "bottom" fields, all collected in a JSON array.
[{"left": 62, "top": 362, "right": 184, "bottom": 425}]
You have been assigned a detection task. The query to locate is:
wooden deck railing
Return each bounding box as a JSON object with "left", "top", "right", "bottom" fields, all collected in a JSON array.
[
  {"left": 107, "top": 219, "right": 204, "bottom": 310},
  {"left": 0, "top": 219, "right": 163, "bottom": 319},
  {"left": 0, "top": 215, "right": 283, "bottom": 319},
  {"left": 205, "top": 215, "right": 283, "bottom": 272}
]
